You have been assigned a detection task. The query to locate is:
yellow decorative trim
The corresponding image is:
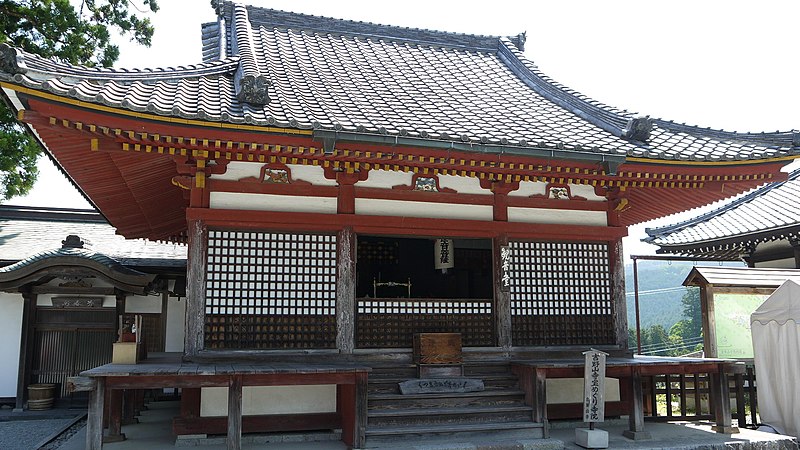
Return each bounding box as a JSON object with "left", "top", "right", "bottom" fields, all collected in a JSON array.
[
  {"left": 16, "top": 110, "right": 24, "bottom": 120},
  {"left": 90, "top": 138, "right": 98, "bottom": 151},
  {"left": 1, "top": 81, "right": 313, "bottom": 136}
]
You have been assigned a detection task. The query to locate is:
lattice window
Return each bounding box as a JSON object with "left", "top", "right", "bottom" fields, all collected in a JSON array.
[
  {"left": 509, "top": 241, "right": 615, "bottom": 346},
  {"left": 204, "top": 231, "right": 337, "bottom": 349},
  {"left": 357, "top": 298, "right": 494, "bottom": 348}
]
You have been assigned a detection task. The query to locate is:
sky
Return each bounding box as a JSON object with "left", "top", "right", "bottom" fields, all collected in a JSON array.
[{"left": 9, "top": 0, "right": 800, "bottom": 258}]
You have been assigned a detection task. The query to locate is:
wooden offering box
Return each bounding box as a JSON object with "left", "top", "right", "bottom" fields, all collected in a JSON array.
[{"left": 413, "top": 333, "right": 462, "bottom": 364}]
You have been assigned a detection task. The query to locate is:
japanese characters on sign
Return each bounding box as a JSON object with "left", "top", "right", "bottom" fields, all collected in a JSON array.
[
  {"left": 500, "top": 245, "right": 511, "bottom": 292},
  {"left": 434, "top": 238, "right": 455, "bottom": 270},
  {"left": 582, "top": 349, "right": 608, "bottom": 423}
]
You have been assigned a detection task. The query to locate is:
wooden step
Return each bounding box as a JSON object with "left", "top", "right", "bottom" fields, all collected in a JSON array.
[
  {"left": 369, "top": 389, "right": 526, "bottom": 410},
  {"left": 368, "top": 404, "right": 533, "bottom": 427},
  {"left": 367, "top": 374, "right": 518, "bottom": 394}
]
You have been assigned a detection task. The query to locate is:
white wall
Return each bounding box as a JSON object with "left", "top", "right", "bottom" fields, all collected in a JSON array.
[
  {"left": 125, "top": 295, "right": 162, "bottom": 314},
  {"left": 200, "top": 385, "right": 336, "bottom": 416},
  {"left": 0, "top": 293, "right": 23, "bottom": 397}
]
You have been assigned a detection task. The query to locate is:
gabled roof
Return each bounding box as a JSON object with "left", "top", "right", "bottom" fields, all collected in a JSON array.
[
  {"left": 0, "top": 234, "right": 158, "bottom": 293},
  {"left": 1, "top": 1, "right": 797, "bottom": 164},
  {"left": 683, "top": 266, "right": 800, "bottom": 289},
  {"left": 644, "top": 168, "right": 800, "bottom": 259},
  {"left": 0, "top": 206, "right": 186, "bottom": 268}
]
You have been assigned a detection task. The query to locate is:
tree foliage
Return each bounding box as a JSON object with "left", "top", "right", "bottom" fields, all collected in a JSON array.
[
  {"left": 631, "top": 286, "right": 704, "bottom": 356},
  {"left": 0, "top": 0, "right": 159, "bottom": 200}
]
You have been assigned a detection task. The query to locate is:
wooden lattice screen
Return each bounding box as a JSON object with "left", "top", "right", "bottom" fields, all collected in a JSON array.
[
  {"left": 356, "top": 298, "right": 494, "bottom": 348},
  {"left": 204, "top": 231, "right": 337, "bottom": 349},
  {"left": 509, "top": 241, "right": 615, "bottom": 346}
]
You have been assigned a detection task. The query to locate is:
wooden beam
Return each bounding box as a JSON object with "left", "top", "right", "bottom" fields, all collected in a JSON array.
[
  {"left": 185, "top": 219, "right": 208, "bottom": 358},
  {"left": 336, "top": 227, "right": 356, "bottom": 354},
  {"left": 711, "top": 365, "right": 739, "bottom": 434},
  {"left": 31, "top": 286, "right": 116, "bottom": 295},
  {"left": 67, "top": 376, "right": 97, "bottom": 392}
]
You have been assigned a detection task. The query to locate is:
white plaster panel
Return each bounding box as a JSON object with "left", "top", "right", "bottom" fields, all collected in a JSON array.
[
  {"left": 165, "top": 297, "right": 186, "bottom": 352},
  {"left": 507, "top": 207, "right": 607, "bottom": 226},
  {"left": 212, "top": 161, "right": 261, "bottom": 181},
  {"left": 356, "top": 170, "right": 412, "bottom": 189},
  {"left": 210, "top": 192, "right": 337, "bottom": 214},
  {"left": 508, "top": 181, "right": 547, "bottom": 197},
  {"left": 0, "top": 293, "right": 23, "bottom": 397},
  {"left": 288, "top": 164, "right": 338, "bottom": 186},
  {"left": 355, "top": 198, "right": 493, "bottom": 221},
  {"left": 125, "top": 295, "right": 162, "bottom": 314},
  {"left": 547, "top": 378, "right": 620, "bottom": 404},
  {"left": 437, "top": 175, "right": 489, "bottom": 195},
  {"left": 200, "top": 385, "right": 336, "bottom": 417}
]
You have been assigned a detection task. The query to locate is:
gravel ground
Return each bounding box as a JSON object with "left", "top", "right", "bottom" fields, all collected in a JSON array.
[
  {"left": 41, "top": 417, "right": 86, "bottom": 450},
  {"left": 0, "top": 418, "right": 75, "bottom": 450}
]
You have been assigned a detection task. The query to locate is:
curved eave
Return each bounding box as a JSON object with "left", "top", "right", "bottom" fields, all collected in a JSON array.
[
  {"left": 652, "top": 224, "right": 800, "bottom": 257},
  {"left": 0, "top": 255, "right": 157, "bottom": 294}
]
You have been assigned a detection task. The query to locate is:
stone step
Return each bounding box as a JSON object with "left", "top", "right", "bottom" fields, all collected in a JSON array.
[
  {"left": 364, "top": 421, "right": 546, "bottom": 446},
  {"left": 367, "top": 404, "right": 533, "bottom": 427},
  {"left": 369, "top": 389, "right": 526, "bottom": 410}
]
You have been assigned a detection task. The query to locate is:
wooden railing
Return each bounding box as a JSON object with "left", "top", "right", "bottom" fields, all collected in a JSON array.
[
  {"left": 642, "top": 365, "right": 758, "bottom": 427},
  {"left": 356, "top": 297, "right": 494, "bottom": 348}
]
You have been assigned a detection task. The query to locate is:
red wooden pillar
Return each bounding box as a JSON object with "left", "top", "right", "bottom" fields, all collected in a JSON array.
[{"left": 185, "top": 219, "right": 208, "bottom": 359}]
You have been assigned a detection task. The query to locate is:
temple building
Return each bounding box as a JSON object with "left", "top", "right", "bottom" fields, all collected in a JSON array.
[{"left": 0, "top": 1, "right": 797, "bottom": 448}]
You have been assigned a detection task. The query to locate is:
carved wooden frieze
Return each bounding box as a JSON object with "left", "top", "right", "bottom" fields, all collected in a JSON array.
[
  {"left": 52, "top": 297, "right": 103, "bottom": 308},
  {"left": 530, "top": 183, "right": 587, "bottom": 201},
  {"left": 238, "top": 163, "right": 309, "bottom": 185},
  {"left": 393, "top": 174, "right": 456, "bottom": 193}
]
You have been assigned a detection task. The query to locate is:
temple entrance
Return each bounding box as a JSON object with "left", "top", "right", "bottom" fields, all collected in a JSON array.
[{"left": 355, "top": 236, "right": 494, "bottom": 348}]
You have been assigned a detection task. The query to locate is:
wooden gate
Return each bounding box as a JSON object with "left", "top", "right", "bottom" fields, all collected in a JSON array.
[{"left": 32, "top": 307, "right": 116, "bottom": 398}]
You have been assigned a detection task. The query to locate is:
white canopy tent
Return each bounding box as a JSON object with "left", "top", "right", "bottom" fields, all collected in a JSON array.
[{"left": 751, "top": 279, "right": 800, "bottom": 438}]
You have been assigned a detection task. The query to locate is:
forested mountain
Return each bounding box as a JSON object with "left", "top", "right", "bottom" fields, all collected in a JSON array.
[{"left": 624, "top": 260, "right": 698, "bottom": 330}]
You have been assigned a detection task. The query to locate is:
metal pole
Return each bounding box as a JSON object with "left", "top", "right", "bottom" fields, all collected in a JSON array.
[{"left": 633, "top": 257, "right": 642, "bottom": 354}]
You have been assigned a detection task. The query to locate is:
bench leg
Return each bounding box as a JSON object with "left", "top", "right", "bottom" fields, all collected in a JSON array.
[
  {"left": 104, "top": 389, "right": 126, "bottom": 442},
  {"left": 711, "top": 367, "right": 739, "bottom": 434},
  {"left": 623, "top": 368, "right": 651, "bottom": 440},
  {"left": 87, "top": 378, "right": 105, "bottom": 450}
]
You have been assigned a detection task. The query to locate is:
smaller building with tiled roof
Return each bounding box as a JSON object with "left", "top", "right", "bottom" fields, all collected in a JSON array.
[{"left": 644, "top": 168, "right": 800, "bottom": 266}]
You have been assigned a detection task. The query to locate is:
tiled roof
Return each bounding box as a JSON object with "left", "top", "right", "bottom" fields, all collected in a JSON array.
[
  {"left": 0, "top": 206, "right": 186, "bottom": 267},
  {"left": 1, "top": 1, "right": 798, "bottom": 162},
  {"left": 644, "top": 168, "right": 800, "bottom": 256}
]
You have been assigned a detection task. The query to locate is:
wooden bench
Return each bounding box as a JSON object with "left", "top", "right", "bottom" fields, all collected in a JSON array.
[
  {"left": 511, "top": 355, "right": 745, "bottom": 439},
  {"left": 70, "top": 353, "right": 370, "bottom": 450}
]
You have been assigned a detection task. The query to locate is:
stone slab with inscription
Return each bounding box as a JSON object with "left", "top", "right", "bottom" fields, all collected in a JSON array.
[{"left": 399, "top": 377, "right": 484, "bottom": 395}]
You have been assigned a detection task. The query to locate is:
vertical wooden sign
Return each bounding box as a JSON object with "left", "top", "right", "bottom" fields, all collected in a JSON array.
[
  {"left": 582, "top": 349, "right": 608, "bottom": 423},
  {"left": 500, "top": 245, "right": 511, "bottom": 292}
]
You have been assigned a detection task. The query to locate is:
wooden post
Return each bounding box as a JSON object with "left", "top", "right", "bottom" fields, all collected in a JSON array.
[
  {"left": 336, "top": 226, "right": 356, "bottom": 354},
  {"left": 227, "top": 375, "right": 243, "bottom": 450},
  {"left": 493, "top": 234, "right": 512, "bottom": 349},
  {"left": 700, "top": 283, "right": 717, "bottom": 358},
  {"left": 185, "top": 219, "right": 208, "bottom": 358},
  {"left": 340, "top": 372, "right": 368, "bottom": 448},
  {"left": 15, "top": 290, "right": 36, "bottom": 411},
  {"left": 622, "top": 367, "right": 651, "bottom": 440},
  {"left": 711, "top": 365, "right": 738, "bottom": 434},
  {"left": 609, "top": 238, "right": 629, "bottom": 350},
  {"left": 532, "top": 368, "right": 548, "bottom": 438},
  {"left": 86, "top": 377, "right": 105, "bottom": 450}
]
